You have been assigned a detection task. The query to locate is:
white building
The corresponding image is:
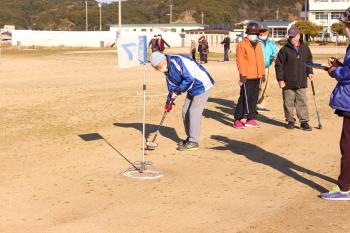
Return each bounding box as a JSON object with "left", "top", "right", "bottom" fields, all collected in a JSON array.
[
  {"left": 308, "top": 0, "right": 350, "bottom": 34},
  {"left": 109, "top": 23, "right": 204, "bottom": 34},
  {"left": 242, "top": 20, "right": 294, "bottom": 42}
]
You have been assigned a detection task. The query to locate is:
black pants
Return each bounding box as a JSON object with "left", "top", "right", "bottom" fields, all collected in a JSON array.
[
  {"left": 192, "top": 51, "right": 196, "bottom": 61},
  {"left": 234, "top": 79, "right": 260, "bottom": 120},
  {"left": 338, "top": 117, "right": 350, "bottom": 191},
  {"left": 200, "top": 53, "right": 208, "bottom": 63}
]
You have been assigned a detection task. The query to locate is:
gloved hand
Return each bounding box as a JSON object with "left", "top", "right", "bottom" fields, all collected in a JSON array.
[
  {"left": 261, "top": 75, "right": 266, "bottom": 82},
  {"left": 164, "top": 103, "right": 173, "bottom": 112},
  {"left": 165, "top": 92, "right": 179, "bottom": 112}
]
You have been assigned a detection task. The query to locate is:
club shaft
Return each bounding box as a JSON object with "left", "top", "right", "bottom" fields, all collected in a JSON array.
[{"left": 151, "top": 111, "right": 167, "bottom": 142}]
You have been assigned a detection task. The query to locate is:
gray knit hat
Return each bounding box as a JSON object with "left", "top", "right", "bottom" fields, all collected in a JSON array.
[{"left": 150, "top": 52, "right": 166, "bottom": 68}]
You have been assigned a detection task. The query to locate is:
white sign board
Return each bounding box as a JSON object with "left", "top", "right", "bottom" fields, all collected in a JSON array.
[{"left": 117, "top": 36, "right": 147, "bottom": 69}]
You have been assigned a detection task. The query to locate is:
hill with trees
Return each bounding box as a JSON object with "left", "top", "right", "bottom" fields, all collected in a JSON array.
[{"left": 0, "top": 0, "right": 304, "bottom": 31}]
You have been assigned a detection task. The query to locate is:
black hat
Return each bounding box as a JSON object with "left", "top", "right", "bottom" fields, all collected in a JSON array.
[
  {"left": 340, "top": 7, "right": 350, "bottom": 24},
  {"left": 246, "top": 23, "right": 260, "bottom": 35}
]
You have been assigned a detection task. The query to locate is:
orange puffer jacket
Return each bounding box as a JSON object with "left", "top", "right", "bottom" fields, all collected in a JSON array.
[{"left": 236, "top": 38, "right": 265, "bottom": 79}]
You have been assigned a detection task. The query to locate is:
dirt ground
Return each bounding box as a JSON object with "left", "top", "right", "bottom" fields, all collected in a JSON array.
[{"left": 1, "top": 46, "right": 350, "bottom": 233}]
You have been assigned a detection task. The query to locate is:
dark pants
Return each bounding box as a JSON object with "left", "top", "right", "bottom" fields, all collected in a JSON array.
[
  {"left": 338, "top": 117, "right": 350, "bottom": 191},
  {"left": 200, "top": 53, "right": 207, "bottom": 63},
  {"left": 192, "top": 51, "right": 196, "bottom": 61},
  {"left": 224, "top": 47, "right": 229, "bottom": 61},
  {"left": 234, "top": 79, "right": 260, "bottom": 120}
]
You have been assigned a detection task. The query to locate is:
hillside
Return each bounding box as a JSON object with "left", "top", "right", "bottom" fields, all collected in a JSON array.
[{"left": 0, "top": 0, "right": 303, "bottom": 30}]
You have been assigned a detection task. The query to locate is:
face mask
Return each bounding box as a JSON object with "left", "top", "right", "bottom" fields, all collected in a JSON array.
[
  {"left": 158, "top": 64, "right": 168, "bottom": 73},
  {"left": 260, "top": 35, "right": 268, "bottom": 40},
  {"left": 344, "top": 26, "right": 350, "bottom": 41},
  {"left": 291, "top": 35, "right": 300, "bottom": 45},
  {"left": 247, "top": 35, "right": 257, "bottom": 41}
]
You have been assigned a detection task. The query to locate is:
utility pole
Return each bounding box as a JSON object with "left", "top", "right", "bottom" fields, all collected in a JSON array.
[
  {"left": 85, "top": 1, "right": 88, "bottom": 31},
  {"left": 201, "top": 12, "right": 204, "bottom": 25},
  {"left": 99, "top": 2, "right": 102, "bottom": 31},
  {"left": 119, "top": 0, "right": 122, "bottom": 35},
  {"left": 304, "top": 0, "right": 308, "bottom": 20},
  {"left": 170, "top": 3, "right": 173, "bottom": 24}
]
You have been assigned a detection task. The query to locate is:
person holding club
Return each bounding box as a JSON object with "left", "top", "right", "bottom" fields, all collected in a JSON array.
[
  {"left": 321, "top": 7, "right": 350, "bottom": 201},
  {"left": 257, "top": 27, "right": 279, "bottom": 112},
  {"left": 275, "top": 27, "right": 314, "bottom": 131},
  {"left": 150, "top": 51, "right": 214, "bottom": 151},
  {"left": 233, "top": 22, "right": 266, "bottom": 129}
]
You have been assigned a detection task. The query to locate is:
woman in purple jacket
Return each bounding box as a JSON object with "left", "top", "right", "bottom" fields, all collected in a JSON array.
[{"left": 321, "top": 7, "right": 350, "bottom": 201}]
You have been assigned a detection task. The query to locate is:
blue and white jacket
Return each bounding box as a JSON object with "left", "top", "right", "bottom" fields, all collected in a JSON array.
[
  {"left": 165, "top": 54, "right": 214, "bottom": 101},
  {"left": 330, "top": 45, "right": 350, "bottom": 113}
]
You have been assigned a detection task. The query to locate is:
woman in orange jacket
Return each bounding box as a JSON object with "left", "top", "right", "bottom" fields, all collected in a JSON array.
[{"left": 234, "top": 22, "right": 266, "bottom": 129}]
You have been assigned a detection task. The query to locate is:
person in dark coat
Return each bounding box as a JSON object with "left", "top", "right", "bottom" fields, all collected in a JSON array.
[
  {"left": 321, "top": 7, "right": 350, "bottom": 201},
  {"left": 148, "top": 35, "right": 158, "bottom": 52},
  {"left": 198, "top": 36, "right": 209, "bottom": 64},
  {"left": 157, "top": 34, "right": 170, "bottom": 53},
  {"left": 221, "top": 34, "right": 231, "bottom": 61},
  {"left": 275, "top": 27, "right": 314, "bottom": 131}
]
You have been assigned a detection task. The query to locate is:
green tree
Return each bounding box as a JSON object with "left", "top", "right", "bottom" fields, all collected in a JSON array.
[
  {"left": 294, "top": 20, "right": 322, "bottom": 39},
  {"left": 331, "top": 22, "right": 345, "bottom": 36}
]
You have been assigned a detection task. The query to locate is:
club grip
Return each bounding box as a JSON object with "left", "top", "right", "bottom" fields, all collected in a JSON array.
[{"left": 311, "top": 81, "right": 316, "bottom": 96}]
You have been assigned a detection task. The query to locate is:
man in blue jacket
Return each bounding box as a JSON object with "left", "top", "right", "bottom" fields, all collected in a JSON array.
[
  {"left": 150, "top": 51, "right": 215, "bottom": 151},
  {"left": 321, "top": 7, "right": 350, "bottom": 200},
  {"left": 257, "top": 27, "right": 279, "bottom": 112}
]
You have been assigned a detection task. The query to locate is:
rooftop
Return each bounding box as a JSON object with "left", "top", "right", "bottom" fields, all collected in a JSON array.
[
  {"left": 109, "top": 23, "right": 205, "bottom": 28},
  {"left": 243, "top": 20, "right": 293, "bottom": 27}
]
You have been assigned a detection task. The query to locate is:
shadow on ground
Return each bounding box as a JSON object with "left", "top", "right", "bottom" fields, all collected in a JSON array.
[
  {"left": 113, "top": 123, "right": 180, "bottom": 143},
  {"left": 78, "top": 133, "right": 139, "bottom": 170},
  {"left": 204, "top": 97, "right": 286, "bottom": 128},
  {"left": 210, "top": 135, "right": 337, "bottom": 193}
]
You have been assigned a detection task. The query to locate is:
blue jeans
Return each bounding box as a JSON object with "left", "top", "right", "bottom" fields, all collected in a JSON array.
[{"left": 224, "top": 47, "right": 229, "bottom": 61}]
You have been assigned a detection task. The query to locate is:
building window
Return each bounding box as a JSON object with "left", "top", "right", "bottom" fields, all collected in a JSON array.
[
  {"left": 331, "top": 12, "right": 343, "bottom": 19},
  {"left": 272, "top": 28, "right": 287, "bottom": 38},
  {"left": 171, "top": 28, "right": 176, "bottom": 32},
  {"left": 133, "top": 29, "right": 137, "bottom": 31},
  {"left": 315, "top": 12, "right": 328, "bottom": 20},
  {"left": 150, "top": 29, "right": 153, "bottom": 32},
  {"left": 141, "top": 28, "right": 147, "bottom": 32}
]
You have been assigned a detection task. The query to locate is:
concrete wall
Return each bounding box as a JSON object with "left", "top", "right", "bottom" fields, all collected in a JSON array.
[{"left": 12, "top": 30, "right": 184, "bottom": 48}]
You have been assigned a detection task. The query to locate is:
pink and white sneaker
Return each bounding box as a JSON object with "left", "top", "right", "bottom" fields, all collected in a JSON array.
[
  {"left": 245, "top": 119, "right": 260, "bottom": 128},
  {"left": 233, "top": 120, "right": 245, "bottom": 129}
]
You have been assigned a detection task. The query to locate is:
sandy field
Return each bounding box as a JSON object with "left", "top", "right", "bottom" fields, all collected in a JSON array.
[{"left": 1, "top": 46, "right": 350, "bottom": 233}]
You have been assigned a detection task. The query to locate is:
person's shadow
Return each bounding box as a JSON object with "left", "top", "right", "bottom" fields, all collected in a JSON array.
[
  {"left": 210, "top": 135, "right": 336, "bottom": 192},
  {"left": 204, "top": 97, "right": 286, "bottom": 128},
  {"left": 113, "top": 122, "right": 180, "bottom": 143}
]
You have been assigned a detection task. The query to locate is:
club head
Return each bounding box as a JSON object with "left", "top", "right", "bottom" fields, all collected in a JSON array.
[
  {"left": 317, "top": 124, "right": 323, "bottom": 130},
  {"left": 146, "top": 141, "right": 158, "bottom": 150}
]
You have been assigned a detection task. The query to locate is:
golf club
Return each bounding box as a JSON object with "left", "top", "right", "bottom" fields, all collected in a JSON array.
[
  {"left": 146, "top": 110, "right": 168, "bottom": 150},
  {"left": 311, "top": 80, "right": 322, "bottom": 129}
]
